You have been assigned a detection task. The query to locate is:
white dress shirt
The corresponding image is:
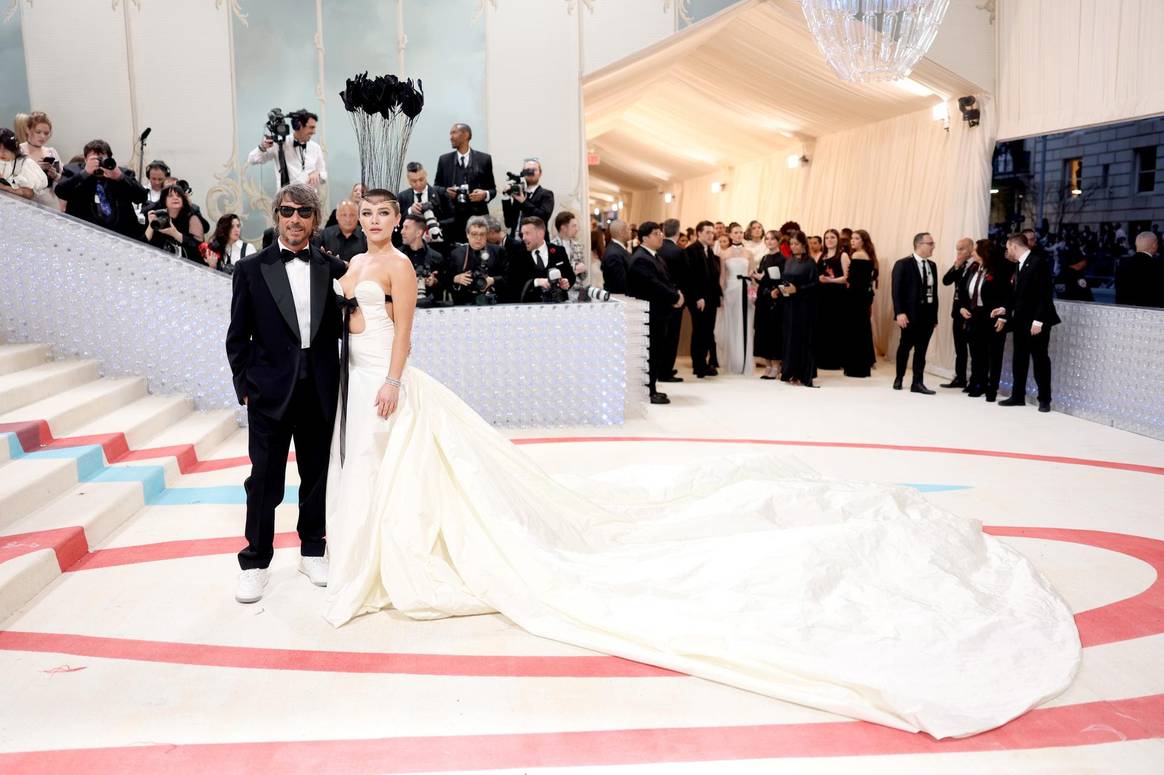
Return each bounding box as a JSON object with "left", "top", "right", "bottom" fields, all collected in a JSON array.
[
  {"left": 967, "top": 267, "right": 985, "bottom": 308},
  {"left": 278, "top": 240, "right": 313, "bottom": 348},
  {"left": 530, "top": 243, "right": 547, "bottom": 269},
  {"left": 912, "top": 252, "right": 934, "bottom": 303},
  {"left": 248, "top": 137, "right": 327, "bottom": 189}
]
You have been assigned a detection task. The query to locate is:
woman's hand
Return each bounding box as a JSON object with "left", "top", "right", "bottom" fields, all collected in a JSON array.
[{"left": 374, "top": 383, "right": 400, "bottom": 419}]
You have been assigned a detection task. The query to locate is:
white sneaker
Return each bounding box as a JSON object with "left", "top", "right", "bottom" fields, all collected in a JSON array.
[
  {"left": 235, "top": 568, "right": 269, "bottom": 603},
  {"left": 299, "top": 555, "right": 329, "bottom": 587}
]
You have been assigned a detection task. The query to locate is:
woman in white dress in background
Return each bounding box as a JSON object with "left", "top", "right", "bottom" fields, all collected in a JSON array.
[
  {"left": 322, "top": 190, "right": 1080, "bottom": 740},
  {"left": 743, "top": 220, "right": 767, "bottom": 263},
  {"left": 716, "top": 221, "right": 756, "bottom": 374}
]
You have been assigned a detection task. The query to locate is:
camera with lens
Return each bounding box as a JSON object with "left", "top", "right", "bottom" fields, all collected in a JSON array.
[
  {"left": 93, "top": 156, "right": 118, "bottom": 177},
  {"left": 265, "top": 108, "right": 291, "bottom": 142},
  {"left": 415, "top": 263, "right": 432, "bottom": 298},
  {"left": 417, "top": 202, "right": 444, "bottom": 242},
  {"left": 503, "top": 169, "right": 535, "bottom": 198},
  {"left": 455, "top": 183, "right": 470, "bottom": 204},
  {"left": 152, "top": 212, "right": 171, "bottom": 230},
  {"left": 543, "top": 267, "right": 569, "bottom": 303}
]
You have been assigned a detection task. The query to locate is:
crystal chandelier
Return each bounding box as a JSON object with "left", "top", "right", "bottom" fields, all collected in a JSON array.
[{"left": 800, "top": 0, "right": 951, "bottom": 82}]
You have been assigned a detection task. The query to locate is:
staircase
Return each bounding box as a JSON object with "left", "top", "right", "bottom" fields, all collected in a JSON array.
[{"left": 0, "top": 339, "right": 238, "bottom": 623}]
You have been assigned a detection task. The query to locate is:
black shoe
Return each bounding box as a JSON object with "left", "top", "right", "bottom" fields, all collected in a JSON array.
[
  {"left": 705, "top": 368, "right": 718, "bottom": 376},
  {"left": 670, "top": 369, "right": 678, "bottom": 377},
  {"left": 966, "top": 389, "right": 984, "bottom": 398},
  {"left": 985, "top": 394, "right": 996, "bottom": 402},
  {"left": 998, "top": 396, "right": 1025, "bottom": 407},
  {"left": 658, "top": 375, "right": 684, "bottom": 383},
  {"left": 760, "top": 375, "right": 775, "bottom": 380},
  {"left": 911, "top": 383, "right": 936, "bottom": 395},
  {"left": 893, "top": 378, "right": 903, "bottom": 390},
  {"left": 1038, "top": 401, "right": 1051, "bottom": 413},
  {"left": 695, "top": 372, "right": 706, "bottom": 379},
  {"left": 939, "top": 379, "right": 966, "bottom": 389},
  {"left": 649, "top": 392, "right": 670, "bottom": 404}
]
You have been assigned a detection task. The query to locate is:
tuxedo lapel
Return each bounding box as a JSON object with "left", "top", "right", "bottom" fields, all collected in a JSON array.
[
  {"left": 259, "top": 255, "right": 301, "bottom": 342},
  {"left": 309, "top": 250, "right": 329, "bottom": 344}
]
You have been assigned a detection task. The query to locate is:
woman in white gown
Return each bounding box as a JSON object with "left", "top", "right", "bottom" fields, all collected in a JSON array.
[
  {"left": 716, "top": 222, "right": 756, "bottom": 374},
  {"left": 324, "top": 191, "right": 1080, "bottom": 740}
]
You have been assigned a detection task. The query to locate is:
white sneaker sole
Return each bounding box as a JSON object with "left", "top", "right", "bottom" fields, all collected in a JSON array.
[
  {"left": 299, "top": 566, "right": 328, "bottom": 587},
  {"left": 235, "top": 579, "right": 268, "bottom": 604}
]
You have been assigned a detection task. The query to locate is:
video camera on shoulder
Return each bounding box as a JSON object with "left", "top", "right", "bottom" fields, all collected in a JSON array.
[
  {"left": 265, "top": 108, "right": 291, "bottom": 142},
  {"left": 503, "top": 169, "right": 535, "bottom": 198}
]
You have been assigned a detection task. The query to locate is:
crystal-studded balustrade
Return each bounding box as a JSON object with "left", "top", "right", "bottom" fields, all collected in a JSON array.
[{"left": 0, "top": 196, "right": 648, "bottom": 426}]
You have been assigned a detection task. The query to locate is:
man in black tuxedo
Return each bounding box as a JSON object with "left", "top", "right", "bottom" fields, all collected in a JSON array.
[
  {"left": 999, "top": 233, "right": 1060, "bottom": 412},
  {"left": 433, "top": 123, "right": 495, "bottom": 243},
  {"left": 399, "top": 213, "right": 449, "bottom": 304},
  {"left": 502, "top": 159, "right": 554, "bottom": 240},
  {"left": 601, "top": 220, "right": 633, "bottom": 295},
  {"left": 397, "top": 162, "right": 453, "bottom": 244},
  {"left": 55, "top": 139, "right": 147, "bottom": 241},
  {"left": 628, "top": 222, "right": 683, "bottom": 404},
  {"left": 449, "top": 216, "right": 508, "bottom": 306},
  {"left": 939, "top": 237, "right": 976, "bottom": 389},
  {"left": 504, "top": 216, "right": 574, "bottom": 303},
  {"left": 225, "top": 183, "right": 347, "bottom": 604},
  {"left": 686, "top": 220, "right": 721, "bottom": 377},
  {"left": 891, "top": 232, "right": 940, "bottom": 393},
  {"left": 1115, "top": 232, "right": 1163, "bottom": 308},
  {"left": 657, "top": 218, "right": 688, "bottom": 383}
]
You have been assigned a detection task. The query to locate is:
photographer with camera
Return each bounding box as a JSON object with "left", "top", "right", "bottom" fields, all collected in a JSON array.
[
  {"left": 501, "top": 158, "right": 553, "bottom": 240},
  {"left": 400, "top": 212, "right": 449, "bottom": 305},
  {"left": 144, "top": 183, "right": 206, "bottom": 262},
  {"left": 247, "top": 108, "right": 327, "bottom": 191},
  {"left": 397, "top": 162, "right": 452, "bottom": 245},
  {"left": 507, "top": 215, "right": 574, "bottom": 304},
  {"left": 449, "top": 216, "right": 506, "bottom": 306},
  {"left": 56, "top": 139, "right": 147, "bottom": 240},
  {"left": 315, "top": 199, "right": 366, "bottom": 262},
  {"left": 434, "top": 123, "right": 495, "bottom": 243}
]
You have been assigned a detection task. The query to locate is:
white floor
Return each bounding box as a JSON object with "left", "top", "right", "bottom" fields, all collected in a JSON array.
[{"left": 1, "top": 359, "right": 1162, "bottom": 774}]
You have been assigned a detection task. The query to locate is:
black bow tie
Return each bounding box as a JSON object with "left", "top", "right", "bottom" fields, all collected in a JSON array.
[
  {"left": 281, "top": 248, "right": 310, "bottom": 263},
  {"left": 294, "top": 140, "right": 307, "bottom": 150}
]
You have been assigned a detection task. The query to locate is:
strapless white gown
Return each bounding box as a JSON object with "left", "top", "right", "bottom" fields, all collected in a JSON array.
[
  {"left": 717, "top": 255, "right": 755, "bottom": 374},
  {"left": 323, "top": 280, "right": 1080, "bottom": 739}
]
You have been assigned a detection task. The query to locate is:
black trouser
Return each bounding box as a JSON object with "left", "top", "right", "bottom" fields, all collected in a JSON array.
[
  {"left": 951, "top": 315, "right": 969, "bottom": 382},
  {"left": 689, "top": 303, "right": 718, "bottom": 374},
  {"left": 968, "top": 309, "right": 1006, "bottom": 398},
  {"left": 647, "top": 308, "right": 670, "bottom": 394},
  {"left": 239, "top": 375, "right": 331, "bottom": 570},
  {"left": 661, "top": 306, "right": 684, "bottom": 375},
  {"left": 895, "top": 320, "right": 935, "bottom": 384},
  {"left": 1011, "top": 323, "right": 1052, "bottom": 403}
]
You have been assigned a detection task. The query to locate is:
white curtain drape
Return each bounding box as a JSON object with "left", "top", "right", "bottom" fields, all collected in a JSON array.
[{"left": 997, "top": 0, "right": 1164, "bottom": 140}]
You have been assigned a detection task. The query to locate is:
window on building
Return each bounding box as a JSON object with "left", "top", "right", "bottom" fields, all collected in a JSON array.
[
  {"left": 1101, "top": 163, "right": 1110, "bottom": 190},
  {"left": 1134, "top": 146, "right": 1157, "bottom": 194},
  {"left": 1065, "top": 158, "right": 1083, "bottom": 196}
]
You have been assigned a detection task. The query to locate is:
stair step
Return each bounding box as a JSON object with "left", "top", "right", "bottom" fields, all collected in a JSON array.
[
  {"left": 139, "top": 408, "right": 239, "bottom": 461},
  {"left": 0, "top": 360, "right": 100, "bottom": 414},
  {"left": 67, "top": 394, "right": 193, "bottom": 452},
  {"left": 2, "top": 481, "right": 143, "bottom": 550},
  {"left": 0, "top": 376, "right": 149, "bottom": 439},
  {"left": 0, "top": 549, "right": 62, "bottom": 627},
  {"left": 0, "top": 343, "right": 52, "bottom": 376},
  {"left": 0, "top": 457, "right": 80, "bottom": 531}
]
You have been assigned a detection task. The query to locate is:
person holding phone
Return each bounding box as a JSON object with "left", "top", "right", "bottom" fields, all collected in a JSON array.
[{"left": 16, "top": 112, "right": 61, "bottom": 209}]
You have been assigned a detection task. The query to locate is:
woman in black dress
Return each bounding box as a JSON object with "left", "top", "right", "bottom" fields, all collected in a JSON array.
[
  {"left": 751, "top": 230, "right": 786, "bottom": 379},
  {"left": 842, "top": 228, "right": 876, "bottom": 377},
  {"left": 815, "top": 231, "right": 847, "bottom": 370},
  {"left": 963, "top": 239, "right": 1013, "bottom": 402},
  {"left": 780, "top": 230, "right": 819, "bottom": 387},
  {"left": 145, "top": 184, "right": 206, "bottom": 263}
]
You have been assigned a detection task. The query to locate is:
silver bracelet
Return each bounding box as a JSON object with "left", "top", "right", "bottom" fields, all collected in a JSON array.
[{"left": 384, "top": 376, "right": 402, "bottom": 388}]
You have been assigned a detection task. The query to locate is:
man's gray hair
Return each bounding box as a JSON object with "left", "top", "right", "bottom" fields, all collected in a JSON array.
[
  {"left": 466, "top": 215, "right": 489, "bottom": 233},
  {"left": 273, "top": 183, "right": 321, "bottom": 226}
]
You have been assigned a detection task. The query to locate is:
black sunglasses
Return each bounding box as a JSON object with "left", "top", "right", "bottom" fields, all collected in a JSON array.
[{"left": 278, "top": 205, "right": 314, "bottom": 219}]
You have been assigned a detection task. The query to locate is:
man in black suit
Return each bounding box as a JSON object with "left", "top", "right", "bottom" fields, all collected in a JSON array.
[
  {"left": 601, "top": 220, "right": 633, "bottom": 295},
  {"left": 397, "top": 161, "right": 453, "bottom": 244},
  {"left": 225, "top": 183, "right": 347, "bottom": 604},
  {"left": 505, "top": 216, "right": 574, "bottom": 303},
  {"left": 891, "top": 232, "right": 940, "bottom": 393},
  {"left": 502, "top": 158, "right": 554, "bottom": 240},
  {"left": 628, "top": 221, "right": 684, "bottom": 404},
  {"left": 998, "top": 233, "right": 1060, "bottom": 412},
  {"left": 399, "top": 213, "right": 449, "bottom": 304},
  {"left": 433, "top": 123, "right": 495, "bottom": 243},
  {"left": 1115, "top": 232, "right": 1163, "bottom": 308},
  {"left": 657, "top": 218, "right": 688, "bottom": 383},
  {"left": 315, "top": 199, "right": 366, "bottom": 262},
  {"left": 939, "top": 237, "right": 976, "bottom": 389},
  {"left": 449, "top": 216, "right": 508, "bottom": 306},
  {"left": 685, "top": 220, "right": 721, "bottom": 377},
  {"left": 55, "top": 139, "right": 147, "bottom": 241}
]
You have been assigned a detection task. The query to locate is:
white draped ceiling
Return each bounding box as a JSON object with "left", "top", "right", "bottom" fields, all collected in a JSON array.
[{"left": 584, "top": 0, "right": 994, "bottom": 365}]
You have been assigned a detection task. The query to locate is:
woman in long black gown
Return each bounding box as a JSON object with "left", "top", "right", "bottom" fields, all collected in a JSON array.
[
  {"left": 815, "top": 232, "right": 847, "bottom": 370},
  {"left": 751, "top": 230, "right": 786, "bottom": 379},
  {"left": 843, "top": 228, "right": 876, "bottom": 377},
  {"left": 780, "top": 231, "right": 819, "bottom": 387}
]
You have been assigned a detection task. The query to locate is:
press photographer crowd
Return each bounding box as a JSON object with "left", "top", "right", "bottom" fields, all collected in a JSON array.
[{"left": 3, "top": 108, "right": 1161, "bottom": 408}]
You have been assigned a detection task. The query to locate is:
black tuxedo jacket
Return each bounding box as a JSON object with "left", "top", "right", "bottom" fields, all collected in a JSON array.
[
  {"left": 1010, "top": 252, "right": 1061, "bottom": 327},
  {"left": 503, "top": 241, "right": 574, "bottom": 303},
  {"left": 658, "top": 238, "right": 688, "bottom": 295},
  {"left": 959, "top": 265, "right": 1013, "bottom": 317},
  {"left": 601, "top": 241, "right": 632, "bottom": 295},
  {"left": 397, "top": 185, "right": 454, "bottom": 230},
  {"left": 502, "top": 185, "right": 555, "bottom": 235},
  {"left": 942, "top": 261, "right": 976, "bottom": 320},
  {"left": 627, "top": 246, "right": 680, "bottom": 318},
  {"left": 684, "top": 241, "right": 722, "bottom": 308},
  {"left": 55, "top": 164, "right": 148, "bottom": 241},
  {"left": 1115, "top": 252, "right": 1164, "bottom": 307},
  {"left": 891, "top": 255, "right": 940, "bottom": 326},
  {"left": 448, "top": 243, "right": 508, "bottom": 305},
  {"left": 434, "top": 149, "right": 496, "bottom": 217},
  {"left": 225, "top": 244, "right": 348, "bottom": 421}
]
